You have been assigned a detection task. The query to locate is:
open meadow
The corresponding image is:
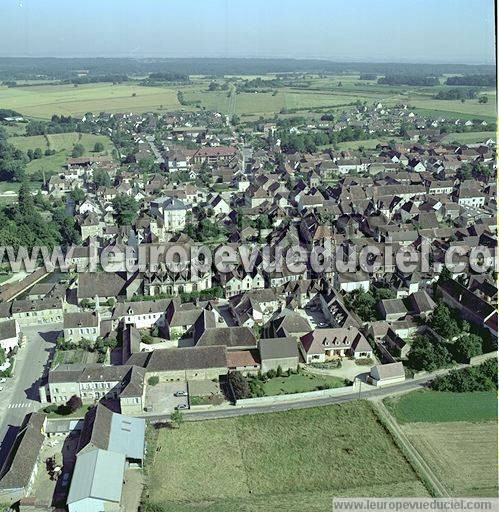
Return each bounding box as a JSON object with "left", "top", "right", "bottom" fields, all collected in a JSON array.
[
  {"left": 143, "top": 401, "right": 429, "bottom": 512},
  {"left": 8, "top": 131, "right": 115, "bottom": 174}
]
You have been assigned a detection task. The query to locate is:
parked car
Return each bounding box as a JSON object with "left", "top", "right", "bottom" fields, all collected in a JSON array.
[
  {"left": 174, "top": 390, "right": 188, "bottom": 397},
  {"left": 175, "top": 403, "right": 188, "bottom": 410},
  {"left": 0, "top": 378, "right": 6, "bottom": 383}
]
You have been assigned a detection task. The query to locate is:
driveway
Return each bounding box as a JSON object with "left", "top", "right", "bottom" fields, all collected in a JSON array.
[
  {"left": 304, "top": 358, "right": 374, "bottom": 382},
  {"left": 145, "top": 381, "right": 188, "bottom": 413}
]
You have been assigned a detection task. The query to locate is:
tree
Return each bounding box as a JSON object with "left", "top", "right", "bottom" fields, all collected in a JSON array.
[
  {"left": 170, "top": 409, "right": 184, "bottom": 428},
  {"left": 430, "top": 301, "right": 460, "bottom": 340},
  {"left": 33, "top": 147, "right": 43, "bottom": 159},
  {"left": 18, "top": 181, "right": 34, "bottom": 215},
  {"left": 93, "top": 142, "right": 104, "bottom": 152},
  {"left": 478, "top": 95, "right": 488, "bottom": 104},
  {"left": 437, "top": 266, "right": 453, "bottom": 284},
  {"left": 430, "top": 359, "right": 496, "bottom": 392},
  {"left": 66, "top": 395, "right": 83, "bottom": 413},
  {"left": 344, "top": 290, "right": 377, "bottom": 322},
  {"left": 148, "top": 376, "right": 159, "bottom": 386},
  {"left": 454, "top": 333, "right": 483, "bottom": 363},
  {"left": 228, "top": 371, "right": 251, "bottom": 399},
  {"left": 93, "top": 168, "right": 111, "bottom": 187},
  {"left": 407, "top": 336, "right": 451, "bottom": 371},
  {"left": 71, "top": 143, "right": 85, "bottom": 158},
  {"left": 111, "top": 194, "right": 138, "bottom": 226},
  {"left": 70, "top": 187, "right": 85, "bottom": 204}
]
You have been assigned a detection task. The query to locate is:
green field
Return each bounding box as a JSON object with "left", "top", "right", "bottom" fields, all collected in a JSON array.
[
  {"left": 144, "top": 401, "right": 429, "bottom": 511},
  {"left": 1, "top": 76, "right": 495, "bottom": 122},
  {"left": 0, "top": 82, "right": 181, "bottom": 118},
  {"left": 384, "top": 390, "right": 497, "bottom": 424},
  {"left": 442, "top": 131, "right": 496, "bottom": 144},
  {"left": 9, "top": 131, "right": 115, "bottom": 174}
]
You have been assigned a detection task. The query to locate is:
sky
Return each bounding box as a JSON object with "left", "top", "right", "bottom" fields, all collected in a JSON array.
[{"left": 0, "top": 0, "right": 495, "bottom": 63}]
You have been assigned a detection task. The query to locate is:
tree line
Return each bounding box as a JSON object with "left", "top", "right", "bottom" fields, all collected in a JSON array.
[
  {"left": 378, "top": 75, "right": 439, "bottom": 86},
  {"left": 445, "top": 74, "right": 495, "bottom": 87}
]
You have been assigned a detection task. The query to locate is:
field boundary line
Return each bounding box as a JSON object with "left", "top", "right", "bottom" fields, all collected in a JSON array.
[{"left": 370, "top": 400, "right": 450, "bottom": 498}]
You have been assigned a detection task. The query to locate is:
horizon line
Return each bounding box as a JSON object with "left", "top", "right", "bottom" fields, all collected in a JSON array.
[{"left": 0, "top": 55, "right": 494, "bottom": 66}]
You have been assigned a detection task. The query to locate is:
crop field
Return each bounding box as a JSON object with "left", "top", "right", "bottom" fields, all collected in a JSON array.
[
  {"left": 1, "top": 75, "right": 495, "bottom": 123},
  {"left": 384, "top": 390, "right": 497, "bottom": 424},
  {"left": 403, "top": 422, "right": 497, "bottom": 497},
  {"left": 144, "top": 401, "right": 429, "bottom": 512},
  {"left": 0, "top": 83, "right": 181, "bottom": 118},
  {"left": 8, "top": 131, "right": 115, "bottom": 174}
]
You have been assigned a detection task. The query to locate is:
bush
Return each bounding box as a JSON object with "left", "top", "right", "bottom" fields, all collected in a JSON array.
[
  {"left": 266, "top": 369, "right": 277, "bottom": 379},
  {"left": 316, "top": 383, "right": 333, "bottom": 390},
  {"left": 141, "top": 331, "right": 154, "bottom": 344},
  {"left": 148, "top": 376, "right": 159, "bottom": 386},
  {"left": 43, "top": 404, "right": 59, "bottom": 414},
  {"left": 430, "top": 359, "right": 496, "bottom": 392},
  {"left": 355, "top": 357, "right": 374, "bottom": 366},
  {"left": 66, "top": 394, "right": 82, "bottom": 413},
  {"left": 228, "top": 371, "right": 251, "bottom": 399}
]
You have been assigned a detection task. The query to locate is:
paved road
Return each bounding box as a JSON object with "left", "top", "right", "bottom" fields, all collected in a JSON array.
[
  {"left": 0, "top": 322, "right": 61, "bottom": 468},
  {"left": 146, "top": 376, "right": 433, "bottom": 423}
]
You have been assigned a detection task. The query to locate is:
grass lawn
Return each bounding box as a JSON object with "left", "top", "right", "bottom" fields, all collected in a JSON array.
[
  {"left": 260, "top": 372, "right": 347, "bottom": 396},
  {"left": 144, "top": 401, "right": 429, "bottom": 511},
  {"left": 51, "top": 348, "right": 99, "bottom": 369},
  {"left": 403, "top": 422, "right": 497, "bottom": 497},
  {"left": 384, "top": 390, "right": 497, "bottom": 424},
  {"left": 42, "top": 403, "right": 92, "bottom": 419},
  {"left": 336, "top": 137, "right": 403, "bottom": 150},
  {"left": 9, "top": 131, "right": 115, "bottom": 175}
]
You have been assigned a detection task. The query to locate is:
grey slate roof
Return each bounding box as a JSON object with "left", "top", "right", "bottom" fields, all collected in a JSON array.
[
  {"left": 0, "top": 413, "right": 46, "bottom": 492},
  {"left": 77, "top": 272, "right": 128, "bottom": 299},
  {"left": 259, "top": 337, "right": 298, "bottom": 360},
  {"left": 63, "top": 312, "right": 99, "bottom": 329},
  {"left": 144, "top": 346, "right": 228, "bottom": 372},
  {"left": 196, "top": 326, "right": 257, "bottom": 349}
]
